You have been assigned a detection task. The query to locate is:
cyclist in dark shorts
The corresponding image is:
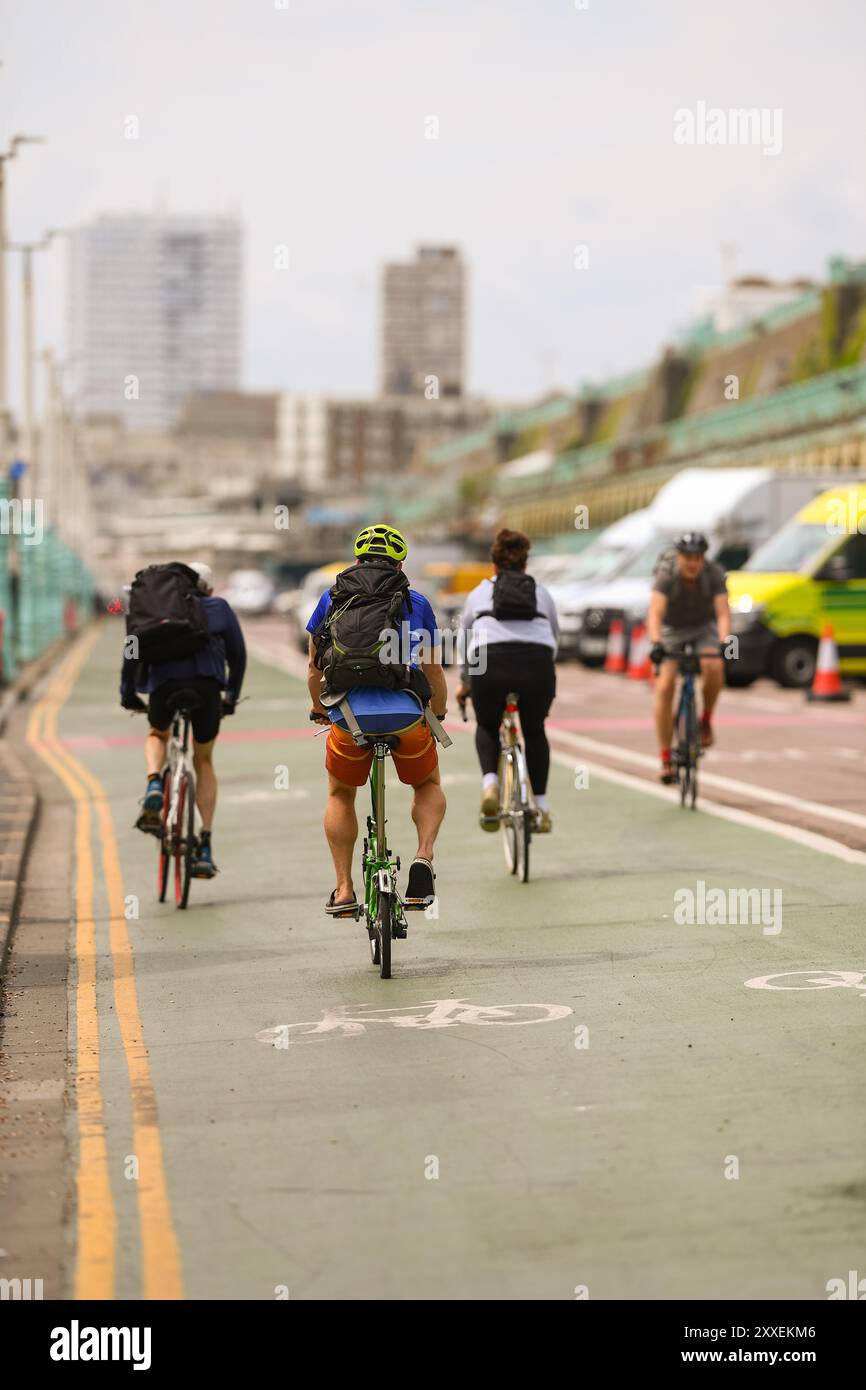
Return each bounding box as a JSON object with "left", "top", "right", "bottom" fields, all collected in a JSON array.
[
  {"left": 456, "top": 529, "right": 559, "bottom": 832},
  {"left": 119, "top": 562, "right": 246, "bottom": 877},
  {"left": 647, "top": 532, "right": 731, "bottom": 784}
]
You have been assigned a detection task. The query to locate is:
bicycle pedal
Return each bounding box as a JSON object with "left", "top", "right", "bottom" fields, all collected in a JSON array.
[{"left": 402, "top": 898, "right": 432, "bottom": 913}]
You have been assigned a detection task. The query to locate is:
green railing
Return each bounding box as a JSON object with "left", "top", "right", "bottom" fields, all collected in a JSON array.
[{"left": 0, "top": 482, "right": 96, "bottom": 682}]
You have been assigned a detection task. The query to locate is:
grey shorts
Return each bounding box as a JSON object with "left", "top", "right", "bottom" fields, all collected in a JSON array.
[{"left": 661, "top": 623, "right": 720, "bottom": 659}]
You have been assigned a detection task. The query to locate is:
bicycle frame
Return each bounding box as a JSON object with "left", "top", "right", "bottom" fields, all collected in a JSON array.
[
  {"left": 164, "top": 713, "right": 193, "bottom": 829},
  {"left": 361, "top": 741, "right": 406, "bottom": 977},
  {"left": 669, "top": 646, "right": 705, "bottom": 810},
  {"left": 158, "top": 708, "right": 199, "bottom": 907}
]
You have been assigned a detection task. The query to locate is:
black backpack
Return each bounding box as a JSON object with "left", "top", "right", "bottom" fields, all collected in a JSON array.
[
  {"left": 477, "top": 571, "right": 542, "bottom": 622},
  {"left": 314, "top": 561, "right": 416, "bottom": 694},
  {"left": 126, "top": 563, "right": 209, "bottom": 665}
]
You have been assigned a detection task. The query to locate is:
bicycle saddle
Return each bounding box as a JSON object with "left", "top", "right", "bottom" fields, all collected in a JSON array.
[
  {"left": 362, "top": 733, "right": 402, "bottom": 750},
  {"left": 165, "top": 687, "right": 205, "bottom": 715}
]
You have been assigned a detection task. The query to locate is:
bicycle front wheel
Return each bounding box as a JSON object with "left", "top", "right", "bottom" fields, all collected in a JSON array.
[{"left": 499, "top": 754, "right": 518, "bottom": 874}]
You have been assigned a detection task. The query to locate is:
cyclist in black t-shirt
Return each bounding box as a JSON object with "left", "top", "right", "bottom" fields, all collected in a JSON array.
[{"left": 647, "top": 533, "right": 731, "bottom": 784}]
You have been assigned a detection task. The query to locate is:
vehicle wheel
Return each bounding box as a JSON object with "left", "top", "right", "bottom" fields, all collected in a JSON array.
[
  {"left": 581, "top": 655, "right": 605, "bottom": 669},
  {"left": 725, "top": 669, "right": 757, "bottom": 688},
  {"left": 377, "top": 892, "right": 392, "bottom": 979},
  {"left": 771, "top": 636, "right": 818, "bottom": 689},
  {"left": 158, "top": 769, "right": 171, "bottom": 902},
  {"left": 500, "top": 757, "right": 518, "bottom": 874}
]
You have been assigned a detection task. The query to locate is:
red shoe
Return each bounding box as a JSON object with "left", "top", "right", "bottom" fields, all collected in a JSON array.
[
  {"left": 700, "top": 715, "right": 714, "bottom": 749},
  {"left": 660, "top": 751, "right": 676, "bottom": 785}
]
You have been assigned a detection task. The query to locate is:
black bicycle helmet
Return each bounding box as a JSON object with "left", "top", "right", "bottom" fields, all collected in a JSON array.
[{"left": 675, "top": 532, "right": 709, "bottom": 554}]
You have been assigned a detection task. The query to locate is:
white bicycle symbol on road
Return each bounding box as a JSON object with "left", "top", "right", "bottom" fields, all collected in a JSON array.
[
  {"left": 256, "top": 998, "right": 574, "bottom": 1046},
  {"left": 745, "top": 970, "right": 866, "bottom": 998}
]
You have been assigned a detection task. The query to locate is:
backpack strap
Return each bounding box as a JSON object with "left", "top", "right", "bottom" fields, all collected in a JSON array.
[
  {"left": 424, "top": 706, "right": 452, "bottom": 749},
  {"left": 320, "top": 689, "right": 368, "bottom": 746}
]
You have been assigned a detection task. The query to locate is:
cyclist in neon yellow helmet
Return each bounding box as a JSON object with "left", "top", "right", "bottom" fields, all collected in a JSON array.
[
  {"left": 353, "top": 524, "right": 408, "bottom": 563},
  {"left": 306, "top": 523, "right": 448, "bottom": 917}
]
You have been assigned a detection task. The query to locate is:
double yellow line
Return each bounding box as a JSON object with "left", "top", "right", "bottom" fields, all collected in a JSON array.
[{"left": 26, "top": 629, "right": 183, "bottom": 1300}]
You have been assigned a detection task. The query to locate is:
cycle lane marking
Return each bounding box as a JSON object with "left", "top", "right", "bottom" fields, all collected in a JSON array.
[
  {"left": 28, "top": 627, "right": 184, "bottom": 1299},
  {"left": 745, "top": 970, "right": 866, "bottom": 996},
  {"left": 256, "top": 1000, "right": 574, "bottom": 1045},
  {"left": 26, "top": 631, "right": 116, "bottom": 1299}
]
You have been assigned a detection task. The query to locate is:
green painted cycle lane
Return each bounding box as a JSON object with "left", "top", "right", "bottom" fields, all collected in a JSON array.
[{"left": 58, "top": 624, "right": 866, "bottom": 1299}]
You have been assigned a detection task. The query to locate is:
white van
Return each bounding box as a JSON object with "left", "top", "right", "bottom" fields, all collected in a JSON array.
[
  {"left": 543, "top": 509, "right": 655, "bottom": 657},
  {"left": 571, "top": 468, "right": 827, "bottom": 665}
]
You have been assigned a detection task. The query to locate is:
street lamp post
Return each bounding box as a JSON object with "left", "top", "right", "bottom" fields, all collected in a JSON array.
[
  {"left": 6, "top": 229, "right": 63, "bottom": 498},
  {"left": 0, "top": 135, "right": 45, "bottom": 422}
]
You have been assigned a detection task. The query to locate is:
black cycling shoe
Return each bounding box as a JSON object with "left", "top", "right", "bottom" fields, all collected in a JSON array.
[{"left": 404, "top": 858, "right": 435, "bottom": 910}]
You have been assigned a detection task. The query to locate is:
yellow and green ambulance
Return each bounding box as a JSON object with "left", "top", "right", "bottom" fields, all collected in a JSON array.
[{"left": 726, "top": 482, "right": 866, "bottom": 687}]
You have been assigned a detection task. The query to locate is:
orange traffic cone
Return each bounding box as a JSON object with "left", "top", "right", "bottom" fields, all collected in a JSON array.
[
  {"left": 807, "top": 625, "right": 850, "bottom": 703},
  {"left": 605, "top": 618, "right": 626, "bottom": 674},
  {"left": 627, "top": 623, "right": 652, "bottom": 681}
]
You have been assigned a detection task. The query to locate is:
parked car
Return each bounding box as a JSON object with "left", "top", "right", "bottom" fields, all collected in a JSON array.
[
  {"left": 288, "top": 564, "right": 345, "bottom": 651},
  {"left": 544, "top": 510, "right": 656, "bottom": 658},
  {"left": 222, "top": 569, "right": 276, "bottom": 616}
]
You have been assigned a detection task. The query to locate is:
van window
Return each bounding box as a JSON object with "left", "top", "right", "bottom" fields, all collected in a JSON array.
[
  {"left": 743, "top": 522, "right": 831, "bottom": 575},
  {"left": 620, "top": 539, "right": 670, "bottom": 579},
  {"left": 822, "top": 532, "right": 866, "bottom": 580},
  {"left": 715, "top": 544, "right": 749, "bottom": 571}
]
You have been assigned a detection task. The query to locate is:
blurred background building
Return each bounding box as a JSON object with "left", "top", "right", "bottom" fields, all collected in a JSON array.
[
  {"left": 67, "top": 213, "right": 242, "bottom": 430},
  {"left": 381, "top": 245, "right": 465, "bottom": 397}
]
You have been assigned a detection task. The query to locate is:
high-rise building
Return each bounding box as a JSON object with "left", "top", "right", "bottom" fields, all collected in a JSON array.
[
  {"left": 381, "top": 245, "right": 465, "bottom": 397},
  {"left": 67, "top": 213, "right": 242, "bottom": 430}
]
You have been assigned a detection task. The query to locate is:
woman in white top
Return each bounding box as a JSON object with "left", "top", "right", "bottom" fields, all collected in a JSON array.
[{"left": 456, "top": 529, "right": 559, "bottom": 832}]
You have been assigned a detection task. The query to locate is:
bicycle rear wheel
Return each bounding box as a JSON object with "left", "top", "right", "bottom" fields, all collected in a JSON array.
[
  {"left": 157, "top": 768, "right": 171, "bottom": 902},
  {"left": 175, "top": 771, "right": 196, "bottom": 908},
  {"left": 499, "top": 754, "right": 518, "bottom": 874},
  {"left": 377, "top": 889, "right": 392, "bottom": 979},
  {"left": 516, "top": 808, "right": 531, "bottom": 882}
]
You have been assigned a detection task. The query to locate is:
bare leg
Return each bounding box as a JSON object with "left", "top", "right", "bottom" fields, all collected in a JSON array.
[
  {"left": 146, "top": 727, "right": 170, "bottom": 776},
  {"left": 653, "top": 662, "right": 677, "bottom": 751},
  {"left": 701, "top": 656, "right": 724, "bottom": 718},
  {"left": 411, "top": 769, "right": 446, "bottom": 861},
  {"left": 325, "top": 774, "right": 358, "bottom": 901},
  {"left": 192, "top": 739, "right": 217, "bottom": 832}
]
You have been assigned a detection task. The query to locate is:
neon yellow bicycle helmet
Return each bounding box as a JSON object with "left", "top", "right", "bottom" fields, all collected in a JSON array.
[{"left": 353, "top": 523, "right": 407, "bottom": 563}]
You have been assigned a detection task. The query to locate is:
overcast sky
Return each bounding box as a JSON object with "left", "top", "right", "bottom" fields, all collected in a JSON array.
[{"left": 3, "top": 0, "right": 865, "bottom": 411}]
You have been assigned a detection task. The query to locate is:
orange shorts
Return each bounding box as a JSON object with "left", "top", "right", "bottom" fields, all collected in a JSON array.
[{"left": 325, "top": 719, "right": 438, "bottom": 788}]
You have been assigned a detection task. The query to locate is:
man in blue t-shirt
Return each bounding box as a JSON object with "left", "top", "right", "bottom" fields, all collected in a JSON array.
[
  {"left": 120, "top": 561, "right": 246, "bottom": 878},
  {"left": 306, "top": 524, "right": 447, "bottom": 917}
]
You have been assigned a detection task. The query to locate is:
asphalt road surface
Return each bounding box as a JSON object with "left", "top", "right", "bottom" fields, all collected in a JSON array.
[{"left": 1, "top": 619, "right": 864, "bottom": 1300}]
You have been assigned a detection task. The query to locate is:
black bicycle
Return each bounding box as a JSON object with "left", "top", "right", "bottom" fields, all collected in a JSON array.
[{"left": 659, "top": 643, "right": 723, "bottom": 811}]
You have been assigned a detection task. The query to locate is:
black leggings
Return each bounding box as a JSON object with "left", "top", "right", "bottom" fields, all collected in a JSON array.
[{"left": 469, "top": 643, "right": 556, "bottom": 794}]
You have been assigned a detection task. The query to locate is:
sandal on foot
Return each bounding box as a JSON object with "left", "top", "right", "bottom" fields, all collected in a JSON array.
[
  {"left": 325, "top": 890, "right": 359, "bottom": 919},
  {"left": 404, "top": 858, "right": 435, "bottom": 910}
]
